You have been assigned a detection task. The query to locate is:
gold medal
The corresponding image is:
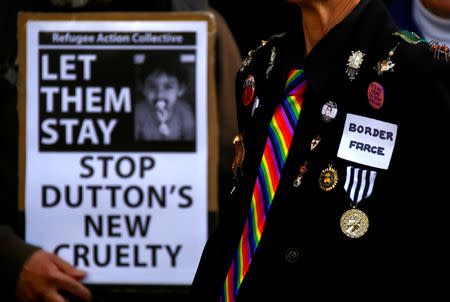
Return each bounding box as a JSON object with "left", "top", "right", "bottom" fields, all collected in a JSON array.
[
  {"left": 340, "top": 208, "right": 369, "bottom": 238},
  {"left": 318, "top": 164, "right": 338, "bottom": 191}
]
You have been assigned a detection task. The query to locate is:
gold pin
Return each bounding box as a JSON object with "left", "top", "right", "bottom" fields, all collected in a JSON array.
[
  {"left": 318, "top": 164, "right": 338, "bottom": 191},
  {"left": 375, "top": 43, "right": 399, "bottom": 76},
  {"left": 239, "top": 40, "right": 268, "bottom": 72},
  {"left": 293, "top": 161, "right": 308, "bottom": 188},
  {"left": 231, "top": 134, "right": 245, "bottom": 178}
]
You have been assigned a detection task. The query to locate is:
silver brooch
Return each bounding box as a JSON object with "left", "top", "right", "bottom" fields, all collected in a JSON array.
[
  {"left": 346, "top": 50, "right": 365, "bottom": 81},
  {"left": 239, "top": 50, "right": 255, "bottom": 72},
  {"left": 239, "top": 40, "right": 267, "bottom": 72},
  {"left": 265, "top": 47, "right": 276, "bottom": 78}
]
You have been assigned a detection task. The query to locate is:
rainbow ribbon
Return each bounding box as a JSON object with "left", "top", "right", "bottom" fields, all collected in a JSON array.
[{"left": 221, "top": 68, "right": 306, "bottom": 302}]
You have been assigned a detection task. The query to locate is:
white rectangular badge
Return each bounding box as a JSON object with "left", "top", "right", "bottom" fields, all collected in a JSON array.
[{"left": 337, "top": 113, "right": 398, "bottom": 170}]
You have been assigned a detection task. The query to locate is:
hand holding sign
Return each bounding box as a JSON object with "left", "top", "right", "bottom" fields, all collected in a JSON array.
[{"left": 16, "top": 250, "right": 91, "bottom": 302}]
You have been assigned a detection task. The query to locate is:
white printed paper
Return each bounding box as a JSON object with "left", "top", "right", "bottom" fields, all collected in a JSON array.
[{"left": 337, "top": 113, "right": 398, "bottom": 170}]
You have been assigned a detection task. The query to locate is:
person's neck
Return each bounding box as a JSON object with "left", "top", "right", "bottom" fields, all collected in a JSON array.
[{"left": 299, "top": 0, "right": 360, "bottom": 55}]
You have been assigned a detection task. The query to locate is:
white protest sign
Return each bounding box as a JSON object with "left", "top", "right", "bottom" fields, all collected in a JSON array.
[{"left": 19, "top": 13, "right": 212, "bottom": 285}]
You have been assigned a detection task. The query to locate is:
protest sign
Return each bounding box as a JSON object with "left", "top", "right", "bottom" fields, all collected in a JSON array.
[{"left": 18, "top": 12, "right": 214, "bottom": 285}]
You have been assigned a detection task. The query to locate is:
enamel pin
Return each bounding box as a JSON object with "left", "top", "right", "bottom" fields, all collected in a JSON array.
[
  {"left": 321, "top": 101, "right": 338, "bottom": 123},
  {"left": 319, "top": 164, "right": 338, "bottom": 191},
  {"left": 293, "top": 162, "right": 308, "bottom": 188},
  {"left": 367, "top": 82, "right": 384, "bottom": 109},
  {"left": 242, "top": 75, "right": 256, "bottom": 106},
  {"left": 429, "top": 41, "right": 449, "bottom": 62},
  {"left": 375, "top": 43, "right": 399, "bottom": 76},
  {"left": 310, "top": 134, "right": 321, "bottom": 151}
]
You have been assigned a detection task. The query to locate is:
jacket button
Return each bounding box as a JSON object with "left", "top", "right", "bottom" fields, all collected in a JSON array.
[{"left": 285, "top": 248, "right": 300, "bottom": 263}]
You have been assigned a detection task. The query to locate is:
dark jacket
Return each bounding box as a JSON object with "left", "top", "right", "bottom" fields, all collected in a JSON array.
[
  {"left": 0, "top": 227, "right": 39, "bottom": 302},
  {"left": 191, "top": 0, "right": 449, "bottom": 301},
  {"left": 0, "top": 79, "right": 39, "bottom": 302},
  {"left": 1, "top": 2, "right": 39, "bottom": 298}
]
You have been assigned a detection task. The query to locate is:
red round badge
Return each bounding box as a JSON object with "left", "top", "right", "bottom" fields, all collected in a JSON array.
[
  {"left": 242, "top": 75, "right": 256, "bottom": 106},
  {"left": 367, "top": 82, "right": 384, "bottom": 109}
]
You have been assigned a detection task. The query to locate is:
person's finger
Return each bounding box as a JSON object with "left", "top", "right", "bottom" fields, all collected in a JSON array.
[
  {"left": 43, "top": 290, "right": 66, "bottom": 302},
  {"left": 49, "top": 253, "right": 87, "bottom": 279},
  {"left": 53, "top": 271, "right": 92, "bottom": 301}
]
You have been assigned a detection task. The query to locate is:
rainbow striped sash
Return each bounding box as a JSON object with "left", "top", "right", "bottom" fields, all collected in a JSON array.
[{"left": 221, "top": 68, "right": 306, "bottom": 302}]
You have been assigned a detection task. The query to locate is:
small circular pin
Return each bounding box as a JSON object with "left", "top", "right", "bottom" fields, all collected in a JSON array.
[
  {"left": 285, "top": 248, "right": 300, "bottom": 263},
  {"left": 319, "top": 164, "right": 338, "bottom": 191},
  {"left": 321, "top": 101, "right": 338, "bottom": 123},
  {"left": 367, "top": 82, "right": 384, "bottom": 109},
  {"left": 242, "top": 75, "right": 256, "bottom": 106}
]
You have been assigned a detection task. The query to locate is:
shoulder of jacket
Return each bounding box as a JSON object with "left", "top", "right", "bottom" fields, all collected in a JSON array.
[
  {"left": 391, "top": 30, "right": 450, "bottom": 76},
  {"left": 393, "top": 30, "right": 449, "bottom": 64}
]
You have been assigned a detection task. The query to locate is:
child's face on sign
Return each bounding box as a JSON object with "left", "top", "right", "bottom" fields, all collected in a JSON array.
[{"left": 144, "top": 71, "right": 185, "bottom": 109}]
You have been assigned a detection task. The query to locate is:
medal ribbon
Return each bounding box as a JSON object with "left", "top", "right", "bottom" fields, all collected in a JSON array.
[{"left": 220, "top": 69, "right": 306, "bottom": 302}]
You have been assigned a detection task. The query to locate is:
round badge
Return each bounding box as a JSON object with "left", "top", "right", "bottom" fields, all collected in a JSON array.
[
  {"left": 242, "top": 75, "right": 256, "bottom": 106},
  {"left": 321, "top": 101, "right": 338, "bottom": 122},
  {"left": 367, "top": 82, "right": 384, "bottom": 109},
  {"left": 285, "top": 248, "right": 300, "bottom": 263},
  {"left": 318, "top": 164, "right": 338, "bottom": 191},
  {"left": 340, "top": 208, "right": 369, "bottom": 238}
]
